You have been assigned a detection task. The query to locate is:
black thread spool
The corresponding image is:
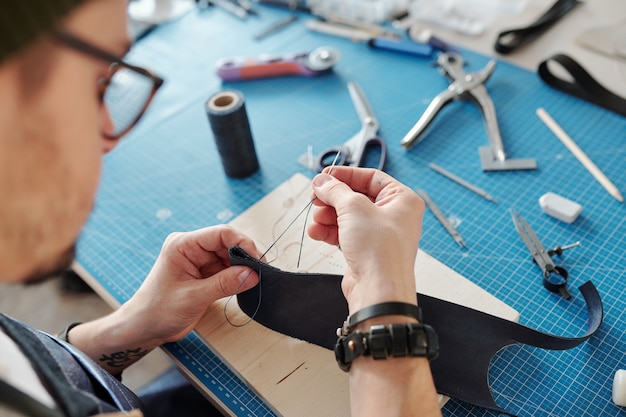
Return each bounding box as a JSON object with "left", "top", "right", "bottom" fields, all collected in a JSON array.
[{"left": 206, "top": 90, "right": 260, "bottom": 178}]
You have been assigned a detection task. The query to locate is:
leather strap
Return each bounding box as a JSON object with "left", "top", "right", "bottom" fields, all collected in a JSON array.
[
  {"left": 494, "top": 0, "right": 580, "bottom": 54},
  {"left": 57, "top": 322, "right": 82, "bottom": 343},
  {"left": 339, "top": 302, "right": 422, "bottom": 336},
  {"left": 538, "top": 54, "right": 626, "bottom": 117}
]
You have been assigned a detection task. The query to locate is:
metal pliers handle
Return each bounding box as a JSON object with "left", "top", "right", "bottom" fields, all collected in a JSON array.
[{"left": 401, "top": 53, "right": 506, "bottom": 162}]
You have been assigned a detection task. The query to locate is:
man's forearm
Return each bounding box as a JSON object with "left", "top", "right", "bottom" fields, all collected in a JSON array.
[
  {"left": 346, "top": 314, "right": 442, "bottom": 417},
  {"left": 349, "top": 356, "right": 441, "bottom": 417},
  {"left": 64, "top": 306, "right": 161, "bottom": 376}
]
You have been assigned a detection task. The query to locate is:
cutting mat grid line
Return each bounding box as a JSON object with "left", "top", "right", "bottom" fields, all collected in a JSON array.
[{"left": 77, "top": 8, "right": 626, "bottom": 417}]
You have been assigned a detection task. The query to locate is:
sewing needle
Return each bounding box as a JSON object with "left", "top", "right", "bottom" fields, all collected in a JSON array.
[
  {"left": 416, "top": 189, "right": 466, "bottom": 248},
  {"left": 429, "top": 163, "right": 498, "bottom": 203}
]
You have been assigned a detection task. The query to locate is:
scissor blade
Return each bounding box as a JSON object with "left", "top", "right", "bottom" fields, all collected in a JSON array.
[{"left": 347, "top": 81, "right": 379, "bottom": 131}]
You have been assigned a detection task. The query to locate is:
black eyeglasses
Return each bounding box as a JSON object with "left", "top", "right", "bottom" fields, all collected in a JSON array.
[{"left": 54, "top": 31, "right": 164, "bottom": 140}]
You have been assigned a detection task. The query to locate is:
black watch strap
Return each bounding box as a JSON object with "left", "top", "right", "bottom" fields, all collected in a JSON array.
[{"left": 335, "top": 323, "right": 439, "bottom": 372}]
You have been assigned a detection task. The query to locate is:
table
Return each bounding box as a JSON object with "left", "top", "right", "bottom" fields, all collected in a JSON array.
[{"left": 76, "top": 2, "right": 626, "bottom": 416}]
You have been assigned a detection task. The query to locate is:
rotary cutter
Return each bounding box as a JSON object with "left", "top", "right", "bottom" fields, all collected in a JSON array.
[{"left": 215, "top": 46, "right": 340, "bottom": 81}]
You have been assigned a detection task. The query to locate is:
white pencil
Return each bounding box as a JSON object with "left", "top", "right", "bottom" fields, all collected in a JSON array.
[{"left": 536, "top": 108, "right": 623, "bottom": 203}]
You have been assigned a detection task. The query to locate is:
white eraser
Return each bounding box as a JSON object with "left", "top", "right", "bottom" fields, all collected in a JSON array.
[
  {"left": 614, "top": 369, "right": 626, "bottom": 407},
  {"left": 538, "top": 192, "right": 582, "bottom": 224}
]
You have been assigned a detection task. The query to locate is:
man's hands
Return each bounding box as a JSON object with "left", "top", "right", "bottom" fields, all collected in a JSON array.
[
  {"left": 309, "top": 167, "right": 441, "bottom": 417},
  {"left": 67, "top": 225, "right": 261, "bottom": 374},
  {"left": 122, "top": 225, "right": 262, "bottom": 345},
  {"left": 309, "top": 166, "right": 425, "bottom": 314}
]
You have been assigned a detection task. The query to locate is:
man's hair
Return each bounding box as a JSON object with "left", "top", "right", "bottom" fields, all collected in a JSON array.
[{"left": 1, "top": 0, "right": 88, "bottom": 63}]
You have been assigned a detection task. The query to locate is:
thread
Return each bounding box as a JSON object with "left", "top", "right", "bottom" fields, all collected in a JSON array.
[
  {"left": 206, "top": 90, "right": 259, "bottom": 178},
  {"left": 224, "top": 151, "right": 342, "bottom": 326}
]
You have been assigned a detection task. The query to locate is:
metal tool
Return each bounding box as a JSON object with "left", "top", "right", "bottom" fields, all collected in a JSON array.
[
  {"left": 209, "top": 0, "right": 249, "bottom": 19},
  {"left": 429, "top": 163, "right": 497, "bottom": 203},
  {"left": 416, "top": 189, "right": 466, "bottom": 248},
  {"left": 367, "top": 37, "right": 434, "bottom": 58},
  {"left": 315, "top": 81, "right": 387, "bottom": 171},
  {"left": 253, "top": 14, "right": 298, "bottom": 40},
  {"left": 401, "top": 52, "right": 537, "bottom": 171},
  {"left": 305, "top": 19, "right": 400, "bottom": 43},
  {"left": 407, "top": 24, "right": 457, "bottom": 53},
  {"left": 233, "top": 0, "right": 258, "bottom": 15},
  {"left": 510, "top": 208, "right": 581, "bottom": 299},
  {"left": 215, "top": 46, "right": 340, "bottom": 81}
]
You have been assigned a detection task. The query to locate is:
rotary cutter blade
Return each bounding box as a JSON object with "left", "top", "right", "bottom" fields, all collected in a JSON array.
[{"left": 304, "top": 46, "right": 341, "bottom": 72}]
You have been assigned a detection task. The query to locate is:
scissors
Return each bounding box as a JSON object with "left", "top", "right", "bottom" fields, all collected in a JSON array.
[
  {"left": 315, "top": 81, "right": 387, "bottom": 172},
  {"left": 510, "top": 209, "right": 580, "bottom": 300}
]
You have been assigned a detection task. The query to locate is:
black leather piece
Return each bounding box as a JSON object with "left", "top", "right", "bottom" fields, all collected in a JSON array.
[
  {"left": 230, "top": 246, "right": 603, "bottom": 416},
  {"left": 494, "top": 0, "right": 580, "bottom": 54},
  {"left": 538, "top": 54, "right": 626, "bottom": 118},
  {"left": 232, "top": 246, "right": 348, "bottom": 349}
]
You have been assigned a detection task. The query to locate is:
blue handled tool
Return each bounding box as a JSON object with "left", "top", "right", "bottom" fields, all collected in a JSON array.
[{"left": 316, "top": 81, "right": 387, "bottom": 172}]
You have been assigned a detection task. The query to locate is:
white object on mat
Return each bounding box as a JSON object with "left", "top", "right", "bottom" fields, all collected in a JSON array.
[
  {"left": 614, "top": 369, "right": 626, "bottom": 407},
  {"left": 539, "top": 192, "right": 582, "bottom": 224}
]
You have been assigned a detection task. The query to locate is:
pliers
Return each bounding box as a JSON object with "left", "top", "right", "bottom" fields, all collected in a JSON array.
[{"left": 401, "top": 52, "right": 536, "bottom": 171}]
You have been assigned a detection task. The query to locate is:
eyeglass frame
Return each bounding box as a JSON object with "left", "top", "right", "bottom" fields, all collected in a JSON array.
[{"left": 54, "top": 30, "right": 164, "bottom": 140}]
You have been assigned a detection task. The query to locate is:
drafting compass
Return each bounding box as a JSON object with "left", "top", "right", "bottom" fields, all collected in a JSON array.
[{"left": 510, "top": 209, "right": 580, "bottom": 299}]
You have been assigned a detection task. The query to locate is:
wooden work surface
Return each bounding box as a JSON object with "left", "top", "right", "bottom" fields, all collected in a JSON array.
[{"left": 194, "top": 173, "right": 519, "bottom": 417}]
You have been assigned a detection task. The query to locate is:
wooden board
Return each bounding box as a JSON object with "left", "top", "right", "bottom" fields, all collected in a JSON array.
[{"left": 195, "top": 173, "right": 519, "bottom": 417}]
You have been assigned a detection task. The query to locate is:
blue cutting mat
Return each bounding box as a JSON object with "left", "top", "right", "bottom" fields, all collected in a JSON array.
[{"left": 77, "top": 6, "right": 626, "bottom": 417}]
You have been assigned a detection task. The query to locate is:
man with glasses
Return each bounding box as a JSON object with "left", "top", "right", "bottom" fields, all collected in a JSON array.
[{"left": 0, "top": 1, "right": 440, "bottom": 416}]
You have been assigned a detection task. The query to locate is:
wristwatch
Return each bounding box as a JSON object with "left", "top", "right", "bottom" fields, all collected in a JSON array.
[{"left": 334, "top": 322, "right": 439, "bottom": 372}]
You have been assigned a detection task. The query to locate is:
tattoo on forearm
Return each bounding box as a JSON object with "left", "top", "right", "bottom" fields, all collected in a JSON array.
[{"left": 99, "top": 347, "right": 149, "bottom": 368}]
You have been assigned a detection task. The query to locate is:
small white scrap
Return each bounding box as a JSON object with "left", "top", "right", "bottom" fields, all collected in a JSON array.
[
  {"left": 614, "top": 369, "right": 626, "bottom": 407},
  {"left": 155, "top": 208, "right": 172, "bottom": 221},
  {"left": 217, "top": 209, "right": 234, "bottom": 222},
  {"left": 538, "top": 192, "right": 582, "bottom": 224}
]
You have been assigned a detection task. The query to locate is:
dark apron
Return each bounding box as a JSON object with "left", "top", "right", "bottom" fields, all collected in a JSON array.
[{"left": 0, "top": 313, "right": 143, "bottom": 417}]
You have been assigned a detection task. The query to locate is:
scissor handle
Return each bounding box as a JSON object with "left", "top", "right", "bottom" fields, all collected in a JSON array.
[
  {"left": 356, "top": 136, "right": 387, "bottom": 171},
  {"left": 315, "top": 147, "right": 349, "bottom": 172},
  {"left": 315, "top": 138, "right": 387, "bottom": 172}
]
